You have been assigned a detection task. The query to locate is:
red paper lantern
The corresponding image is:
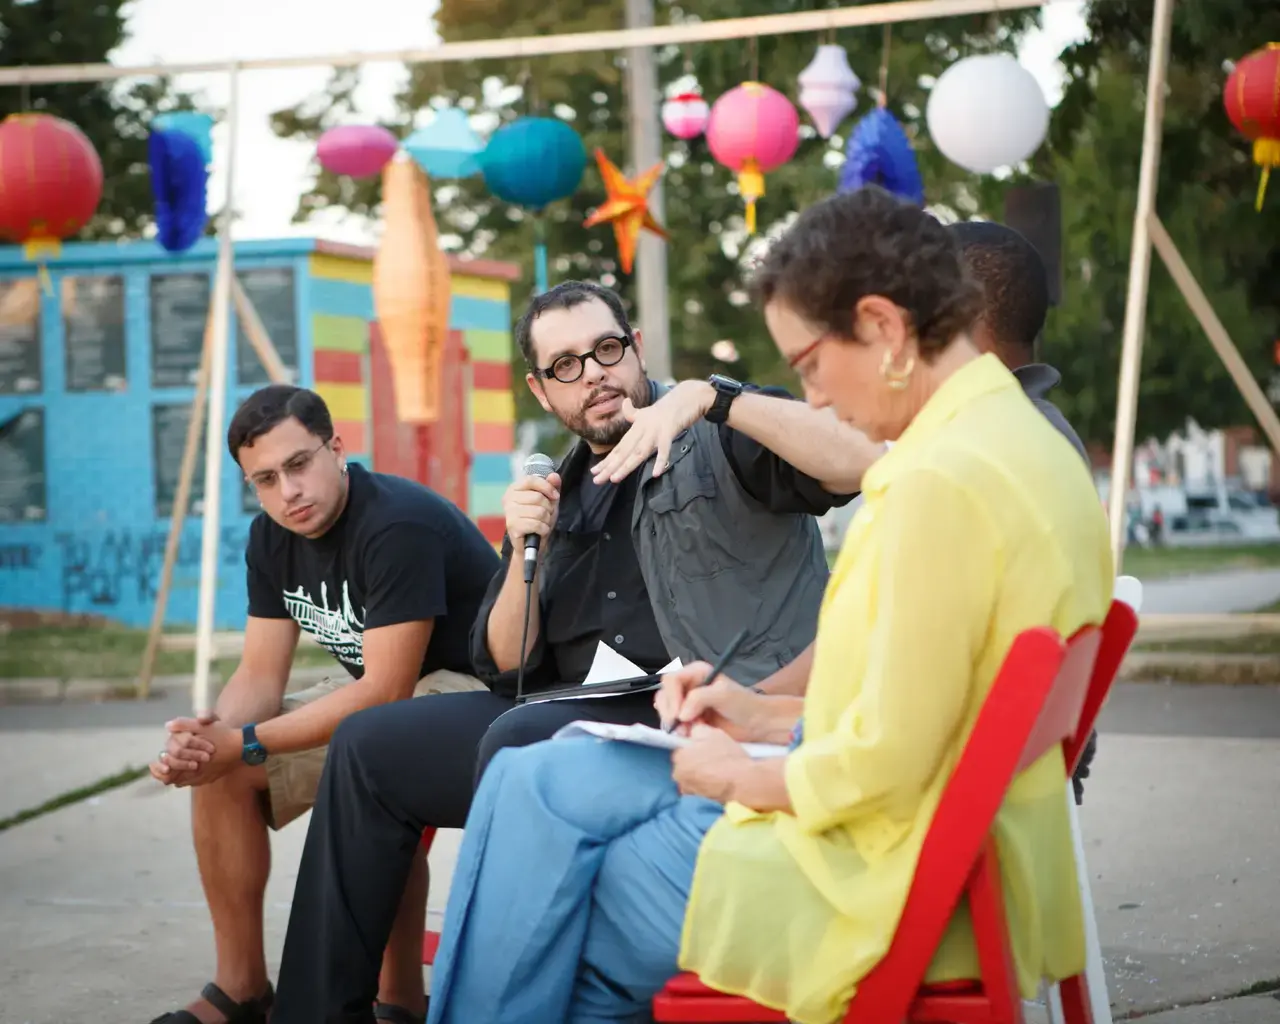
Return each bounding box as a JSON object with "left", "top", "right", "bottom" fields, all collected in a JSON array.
[
  {"left": 0, "top": 114, "right": 103, "bottom": 260},
  {"left": 1224, "top": 43, "right": 1280, "bottom": 211}
]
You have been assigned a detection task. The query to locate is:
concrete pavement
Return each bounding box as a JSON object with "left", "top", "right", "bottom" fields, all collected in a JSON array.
[{"left": 1, "top": 685, "right": 1278, "bottom": 1022}]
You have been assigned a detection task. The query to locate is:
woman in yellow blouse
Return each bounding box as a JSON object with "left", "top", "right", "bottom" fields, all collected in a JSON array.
[{"left": 424, "top": 186, "right": 1114, "bottom": 1024}]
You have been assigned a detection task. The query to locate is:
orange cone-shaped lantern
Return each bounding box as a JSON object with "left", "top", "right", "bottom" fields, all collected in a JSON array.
[{"left": 373, "top": 156, "right": 452, "bottom": 422}]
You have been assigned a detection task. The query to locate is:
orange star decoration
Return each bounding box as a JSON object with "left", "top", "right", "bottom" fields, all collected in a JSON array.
[{"left": 583, "top": 149, "right": 669, "bottom": 275}]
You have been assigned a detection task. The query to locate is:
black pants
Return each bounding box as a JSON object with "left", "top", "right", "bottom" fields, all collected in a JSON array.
[{"left": 271, "top": 688, "right": 660, "bottom": 1024}]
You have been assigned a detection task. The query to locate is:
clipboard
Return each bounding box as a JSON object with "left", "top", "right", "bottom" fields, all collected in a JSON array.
[{"left": 517, "top": 673, "right": 663, "bottom": 704}]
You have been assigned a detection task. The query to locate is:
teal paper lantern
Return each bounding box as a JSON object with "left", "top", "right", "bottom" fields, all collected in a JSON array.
[
  {"left": 153, "top": 111, "right": 214, "bottom": 165},
  {"left": 480, "top": 117, "right": 585, "bottom": 210},
  {"left": 404, "top": 107, "right": 485, "bottom": 179}
]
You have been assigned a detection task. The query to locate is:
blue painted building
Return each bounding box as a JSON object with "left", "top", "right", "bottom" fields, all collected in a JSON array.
[{"left": 0, "top": 237, "right": 519, "bottom": 629}]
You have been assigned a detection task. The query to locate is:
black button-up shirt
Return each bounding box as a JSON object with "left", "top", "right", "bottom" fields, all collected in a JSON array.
[
  {"left": 469, "top": 385, "right": 856, "bottom": 697},
  {"left": 469, "top": 450, "right": 668, "bottom": 697}
]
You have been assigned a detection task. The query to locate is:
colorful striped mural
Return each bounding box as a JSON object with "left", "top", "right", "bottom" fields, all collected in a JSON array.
[{"left": 307, "top": 242, "right": 519, "bottom": 545}]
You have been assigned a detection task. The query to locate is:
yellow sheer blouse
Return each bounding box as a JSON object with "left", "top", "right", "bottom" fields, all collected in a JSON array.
[{"left": 678, "top": 354, "right": 1114, "bottom": 1024}]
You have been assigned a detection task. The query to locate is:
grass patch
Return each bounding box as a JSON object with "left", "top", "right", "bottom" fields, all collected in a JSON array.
[
  {"left": 1119, "top": 543, "right": 1280, "bottom": 581},
  {"left": 1235, "top": 977, "right": 1280, "bottom": 998},
  {"left": 0, "top": 624, "right": 333, "bottom": 682},
  {"left": 0, "top": 765, "right": 149, "bottom": 833},
  {"left": 1136, "top": 633, "right": 1280, "bottom": 656}
]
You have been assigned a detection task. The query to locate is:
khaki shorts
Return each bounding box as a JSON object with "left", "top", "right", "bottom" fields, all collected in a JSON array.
[{"left": 264, "top": 669, "right": 486, "bottom": 830}]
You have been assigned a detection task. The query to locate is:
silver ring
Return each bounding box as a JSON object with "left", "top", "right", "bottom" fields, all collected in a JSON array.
[{"left": 159, "top": 750, "right": 168, "bottom": 761}]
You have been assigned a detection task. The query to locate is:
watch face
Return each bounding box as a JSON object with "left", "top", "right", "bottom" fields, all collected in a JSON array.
[{"left": 243, "top": 744, "right": 267, "bottom": 766}]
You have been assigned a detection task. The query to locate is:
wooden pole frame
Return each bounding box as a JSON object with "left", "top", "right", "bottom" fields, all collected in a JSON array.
[
  {"left": 136, "top": 259, "right": 290, "bottom": 700},
  {"left": 135, "top": 300, "right": 216, "bottom": 699},
  {"left": 1106, "top": 0, "right": 1176, "bottom": 567},
  {"left": 0, "top": 0, "right": 1057, "bottom": 86},
  {"left": 1108, "top": 0, "right": 1280, "bottom": 575},
  {"left": 191, "top": 64, "right": 241, "bottom": 714}
]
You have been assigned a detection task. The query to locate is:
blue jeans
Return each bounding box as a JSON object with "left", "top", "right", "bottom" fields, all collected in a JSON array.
[{"left": 426, "top": 738, "right": 724, "bottom": 1024}]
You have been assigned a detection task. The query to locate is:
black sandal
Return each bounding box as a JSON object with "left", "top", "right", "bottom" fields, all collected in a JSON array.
[
  {"left": 374, "top": 1001, "right": 427, "bottom": 1024},
  {"left": 149, "top": 981, "right": 274, "bottom": 1024}
]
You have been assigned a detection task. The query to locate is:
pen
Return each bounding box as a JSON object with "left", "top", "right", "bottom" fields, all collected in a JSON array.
[{"left": 662, "top": 627, "right": 750, "bottom": 734}]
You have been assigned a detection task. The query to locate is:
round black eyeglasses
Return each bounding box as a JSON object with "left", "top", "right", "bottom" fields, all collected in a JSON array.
[{"left": 535, "top": 335, "right": 632, "bottom": 384}]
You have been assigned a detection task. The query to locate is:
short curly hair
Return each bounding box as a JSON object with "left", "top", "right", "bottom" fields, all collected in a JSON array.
[
  {"left": 949, "top": 220, "right": 1049, "bottom": 358},
  {"left": 750, "top": 186, "right": 983, "bottom": 360}
]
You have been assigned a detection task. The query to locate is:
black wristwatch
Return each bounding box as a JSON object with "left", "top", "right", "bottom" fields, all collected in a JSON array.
[
  {"left": 241, "top": 723, "right": 268, "bottom": 766},
  {"left": 705, "top": 373, "right": 744, "bottom": 425}
]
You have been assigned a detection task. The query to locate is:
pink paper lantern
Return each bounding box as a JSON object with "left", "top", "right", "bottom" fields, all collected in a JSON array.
[
  {"left": 317, "top": 124, "right": 399, "bottom": 178},
  {"left": 662, "top": 92, "right": 710, "bottom": 140},
  {"left": 706, "top": 82, "right": 800, "bottom": 233}
]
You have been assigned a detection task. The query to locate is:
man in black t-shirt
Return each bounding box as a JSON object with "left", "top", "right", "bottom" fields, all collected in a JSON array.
[{"left": 147, "top": 385, "right": 499, "bottom": 1024}]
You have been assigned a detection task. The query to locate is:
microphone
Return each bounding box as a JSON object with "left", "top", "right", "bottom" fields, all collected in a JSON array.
[{"left": 522, "top": 452, "right": 556, "bottom": 583}]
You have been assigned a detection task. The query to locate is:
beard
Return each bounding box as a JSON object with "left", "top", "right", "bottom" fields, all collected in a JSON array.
[{"left": 560, "top": 376, "right": 652, "bottom": 448}]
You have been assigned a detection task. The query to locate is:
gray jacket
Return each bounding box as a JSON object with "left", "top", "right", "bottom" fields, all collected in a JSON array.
[
  {"left": 621, "top": 385, "right": 832, "bottom": 685},
  {"left": 1014, "top": 363, "right": 1090, "bottom": 465}
]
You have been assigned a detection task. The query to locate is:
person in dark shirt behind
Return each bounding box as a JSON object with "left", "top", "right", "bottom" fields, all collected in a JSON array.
[
  {"left": 270, "top": 280, "right": 884, "bottom": 1024},
  {"left": 949, "top": 219, "right": 1100, "bottom": 803}
]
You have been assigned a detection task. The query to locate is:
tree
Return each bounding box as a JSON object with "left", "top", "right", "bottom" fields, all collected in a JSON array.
[
  {"left": 1043, "top": 1, "right": 1280, "bottom": 445},
  {"left": 272, "top": 0, "right": 1035, "bottom": 415},
  {"left": 0, "top": 0, "right": 204, "bottom": 239}
]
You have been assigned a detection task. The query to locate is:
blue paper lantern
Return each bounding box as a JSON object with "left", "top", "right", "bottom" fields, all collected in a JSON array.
[
  {"left": 839, "top": 107, "right": 924, "bottom": 205},
  {"left": 149, "top": 129, "right": 209, "bottom": 253},
  {"left": 480, "top": 117, "right": 586, "bottom": 210},
  {"left": 153, "top": 111, "right": 214, "bottom": 166},
  {"left": 404, "top": 107, "right": 485, "bottom": 179}
]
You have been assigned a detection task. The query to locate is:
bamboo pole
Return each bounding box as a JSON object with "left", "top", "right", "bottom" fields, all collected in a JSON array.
[
  {"left": 135, "top": 302, "right": 216, "bottom": 700},
  {"left": 1149, "top": 214, "right": 1280, "bottom": 455},
  {"left": 232, "top": 276, "right": 291, "bottom": 385},
  {"left": 1105, "top": 0, "right": 1176, "bottom": 570},
  {"left": 0, "top": 0, "right": 1053, "bottom": 86},
  {"left": 192, "top": 64, "right": 240, "bottom": 714}
]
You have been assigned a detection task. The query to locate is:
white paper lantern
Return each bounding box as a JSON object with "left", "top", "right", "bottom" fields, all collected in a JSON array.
[
  {"left": 662, "top": 92, "right": 710, "bottom": 141},
  {"left": 798, "top": 44, "right": 861, "bottom": 139},
  {"left": 925, "top": 54, "right": 1050, "bottom": 174}
]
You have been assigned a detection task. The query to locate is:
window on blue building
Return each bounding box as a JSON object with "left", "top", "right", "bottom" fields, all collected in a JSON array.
[
  {"left": 0, "top": 408, "right": 46, "bottom": 523},
  {"left": 150, "top": 273, "right": 210, "bottom": 388},
  {"left": 63, "top": 275, "right": 127, "bottom": 392},
  {"left": 236, "top": 267, "right": 298, "bottom": 386},
  {"left": 0, "top": 278, "right": 42, "bottom": 395},
  {"left": 151, "top": 402, "right": 206, "bottom": 519}
]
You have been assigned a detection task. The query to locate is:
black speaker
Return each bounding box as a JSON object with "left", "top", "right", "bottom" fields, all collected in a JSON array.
[{"left": 1004, "top": 183, "right": 1062, "bottom": 306}]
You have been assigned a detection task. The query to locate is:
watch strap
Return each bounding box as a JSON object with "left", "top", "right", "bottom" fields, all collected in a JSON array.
[
  {"left": 241, "top": 723, "right": 267, "bottom": 764},
  {"left": 705, "top": 375, "right": 743, "bottom": 425}
]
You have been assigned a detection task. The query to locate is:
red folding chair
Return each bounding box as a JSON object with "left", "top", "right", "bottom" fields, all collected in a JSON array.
[{"left": 653, "top": 598, "right": 1138, "bottom": 1024}]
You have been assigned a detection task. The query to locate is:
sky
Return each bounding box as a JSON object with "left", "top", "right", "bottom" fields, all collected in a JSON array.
[{"left": 114, "top": 0, "right": 1089, "bottom": 242}]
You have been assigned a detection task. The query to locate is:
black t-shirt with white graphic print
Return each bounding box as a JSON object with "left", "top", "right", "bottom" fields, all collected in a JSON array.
[{"left": 245, "top": 463, "right": 501, "bottom": 679}]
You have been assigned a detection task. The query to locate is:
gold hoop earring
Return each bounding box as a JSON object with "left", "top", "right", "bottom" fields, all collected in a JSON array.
[{"left": 880, "top": 351, "right": 916, "bottom": 391}]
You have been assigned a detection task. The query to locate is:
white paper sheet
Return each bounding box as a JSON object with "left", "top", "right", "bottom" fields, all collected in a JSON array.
[
  {"left": 521, "top": 645, "right": 684, "bottom": 703},
  {"left": 553, "top": 720, "right": 788, "bottom": 759},
  {"left": 580, "top": 641, "right": 682, "bottom": 687}
]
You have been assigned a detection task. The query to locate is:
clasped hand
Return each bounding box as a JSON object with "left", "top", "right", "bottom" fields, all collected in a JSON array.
[{"left": 149, "top": 711, "right": 241, "bottom": 788}]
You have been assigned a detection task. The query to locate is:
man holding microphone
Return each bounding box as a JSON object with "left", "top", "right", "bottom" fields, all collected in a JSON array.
[{"left": 271, "top": 280, "right": 880, "bottom": 1024}]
